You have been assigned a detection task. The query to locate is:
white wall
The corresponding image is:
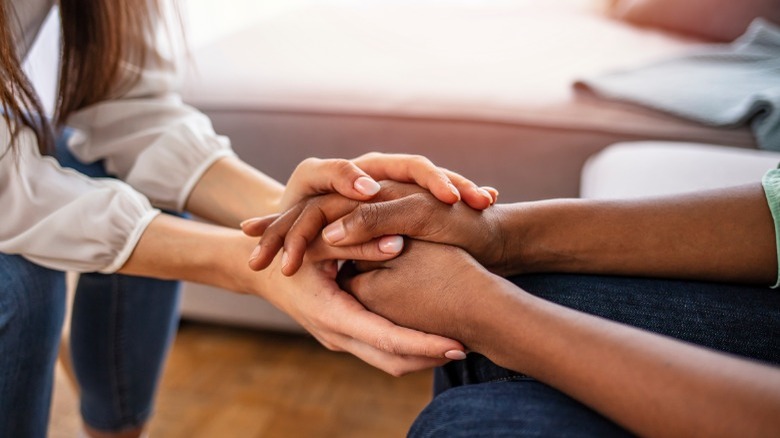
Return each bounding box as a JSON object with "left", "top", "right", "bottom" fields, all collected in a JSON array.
[{"left": 22, "top": 7, "right": 60, "bottom": 117}]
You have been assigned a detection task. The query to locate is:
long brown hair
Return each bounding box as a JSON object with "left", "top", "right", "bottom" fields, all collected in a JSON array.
[{"left": 1, "top": 0, "right": 162, "bottom": 154}]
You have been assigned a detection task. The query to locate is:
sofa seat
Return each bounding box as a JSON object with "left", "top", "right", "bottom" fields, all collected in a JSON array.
[{"left": 582, "top": 142, "right": 780, "bottom": 199}]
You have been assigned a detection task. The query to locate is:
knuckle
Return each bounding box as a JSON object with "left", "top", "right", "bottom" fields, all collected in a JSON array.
[
  {"left": 356, "top": 204, "right": 382, "bottom": 231},
  {"left": 357, "top": 151, "right": 381, "bottom": 162},
  {"left": 410, "top": 155, "right": 431, "bottom": 167},
  {"left": 406, "top": 195, "right": 433, "bottom": 232},
  {"left": 375, "top": 333, "right": 401, "bottom": 355},
  {"left": 264, "top": 215, "right": 292, "bottom": 238},
  {"left": 260, "top": 228, "right": 285, "bottom": 249},
  {"left": 315, "top": 335, "right": 339, "bottom": 351},
  {"left": 332, "top": 158, "right": 358, "bottom": 176},
  {"left": 300, "top": 203, "right": 326, "bottom": 228},
  {"left": 322, "top": 341, "right": 341, "bottom": 352},
  {"left": 296, "top": 157, "right": 321, "bottom": 173},
  {"left": 349, "top": 244, "right": 372, "bottom": 262},
  {"left": 386, "top": 366, "right": 406, "bottom": 378},
  {"left": 302, "top": 157, "right": 321, "bottom": 167}
]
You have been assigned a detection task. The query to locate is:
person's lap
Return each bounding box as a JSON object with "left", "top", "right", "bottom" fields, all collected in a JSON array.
[{"left": 411, "top": 274, "right": 780, "bottom": 437}]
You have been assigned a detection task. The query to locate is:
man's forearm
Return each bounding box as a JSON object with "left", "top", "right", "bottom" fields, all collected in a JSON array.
[
  {"left": 468, "top": 275, "right": 780, "bottom": 437},
  {"left": 498, "top": 184, "right": 777, "bottom": 284}
]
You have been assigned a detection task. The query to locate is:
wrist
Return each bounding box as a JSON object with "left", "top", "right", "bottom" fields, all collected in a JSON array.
[
  {"left": 494, "top": 200, "right": 582, "bottom": 276},
  {"left": 471, "top": 204, "right": 510, "bottom": 273},
  {"left": 458, "top": 272, "right": 520, "bottom": 352},
  {"left": 217, "top": 232, "right": 273, "bottom": 296},
  {"left": 486, "top": 203, "right": 536, "bottom": 276},
  {"left": 454, "top": 269, "right": 514, "bottom": 350},
  {"left": 187, "top": 156, "right": 286, "bottom": 226},
  {"left": 465, "top": 278, "right": 556, "bottom": 378}
]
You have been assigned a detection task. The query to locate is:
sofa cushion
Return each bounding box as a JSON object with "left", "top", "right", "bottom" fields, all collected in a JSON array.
[
  {"left": 610, "top": 0, "right": 780, "bottom": 41},
  {"left": 581, "top": 142, "right": 780, "bottom": 199}
]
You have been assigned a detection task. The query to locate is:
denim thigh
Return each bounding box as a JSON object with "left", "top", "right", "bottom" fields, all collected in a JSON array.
[
  {"left": 56, "top": 130, "right": 182, "bottom": 431},
  {"left": 416, "top": 274, "right": 780, "bottom": 437},
  {"left": 0, "top": 254, "right": 66, "bottom": 438}
]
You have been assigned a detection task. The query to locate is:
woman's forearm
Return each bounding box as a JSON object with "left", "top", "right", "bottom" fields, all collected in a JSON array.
[
  {"left": 499, "top": 184, "right": 777, "bottom": 284},
  {"left": 469, "top": 276, "right": 780, "bottom": 437},
  {"left": 185, "top": 156, "right": 285, "bottom": 227},
  {"left": 118, "top": 213, "right": 263, "bottom": 295}
]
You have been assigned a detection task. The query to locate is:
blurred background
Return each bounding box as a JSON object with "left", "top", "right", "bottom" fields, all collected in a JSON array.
[{"left": 37, "top": 0, "right": 774, "bottom": 435}]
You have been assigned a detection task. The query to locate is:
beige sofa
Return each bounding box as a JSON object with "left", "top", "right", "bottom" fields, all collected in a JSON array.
[
  {"left": 22, "top": 3, "right": 771, "bottom": 332},
  {"left": 176, "top": 0, "right": 764, "bottom": 330},
  {"left": 582, "top": 142, "right": 780, "bottom": 200}
]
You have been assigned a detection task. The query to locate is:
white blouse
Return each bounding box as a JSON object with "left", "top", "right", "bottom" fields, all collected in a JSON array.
[{"left": 1, "top": 0, "right": 235, "bottom": 273}]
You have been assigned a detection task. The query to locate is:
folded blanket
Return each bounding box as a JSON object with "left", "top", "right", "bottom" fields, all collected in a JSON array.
[{"left": 576, "top": 18, "right": 780, "bottom": 150}]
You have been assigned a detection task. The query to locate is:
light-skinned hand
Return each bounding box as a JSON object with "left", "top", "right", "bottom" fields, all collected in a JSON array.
[{"left": 251, "top": 234, "right": 468, "bottom": 376}]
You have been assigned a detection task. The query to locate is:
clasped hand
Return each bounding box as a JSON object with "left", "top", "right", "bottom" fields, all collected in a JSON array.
[{"left": 241, "top": 153, "right": 498, "bottom": 375}]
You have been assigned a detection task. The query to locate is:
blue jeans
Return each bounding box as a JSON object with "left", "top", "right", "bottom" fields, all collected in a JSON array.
[
  {"left": 410, "top": 274, "right": 780, "bottom": 437},
  {"left": 0, "top": 132, "right": 181, "bottom": 436}
]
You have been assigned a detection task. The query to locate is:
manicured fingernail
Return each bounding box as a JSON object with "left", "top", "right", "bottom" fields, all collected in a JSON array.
[
  {"left": 249, "top": 245, "right": 261, "bottom": 260},
  {"left": 379, "top": 236, "right": 404, "bottom": 254},
  {"left": 445, "top": 350, "right": 467, "bottom": 360},
  {"left": 478, "top": 188, "right": 492, "bottom": 202},
  {"left": 323, "top": 222, "right": 346, "bottom": 243},
  {"left": 354, "top": 176, "right": 381, "bottom": 196},
  {"left": 448, "top": 183, "right": 461, "bottom": 201},
  {"left": 240, "top": 217, "right": 261, "bottom": 228},
  {"left": 483, "top": 186, "right": 499, "bottom": 204},
  {"left": 281, "top": 250, "right": 289, "bottom": 268}
]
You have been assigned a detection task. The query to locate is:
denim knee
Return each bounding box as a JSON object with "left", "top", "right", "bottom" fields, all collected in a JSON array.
[
  {"left": 507, "top": 274, "right": 780, "bottom": 365},
  {"left": 410, "top": 381, "right": 633, "bottom": 438},
  {"left": 0, "top": 254, "right": 66, "bottom": 437}
]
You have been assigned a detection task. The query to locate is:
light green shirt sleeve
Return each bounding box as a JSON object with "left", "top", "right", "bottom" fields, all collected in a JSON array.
[{"left": 761, "top": 168, "right": 780, "bottom": 288}]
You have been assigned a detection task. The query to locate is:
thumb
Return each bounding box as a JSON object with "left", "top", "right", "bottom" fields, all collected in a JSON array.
[{"left": 283, "top": 158, "right": 380, "bottom": 209}]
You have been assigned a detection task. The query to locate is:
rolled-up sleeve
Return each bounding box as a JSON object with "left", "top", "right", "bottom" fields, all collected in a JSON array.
[
  {"left": 65, "top": 20, "right": 235, "bottom": 212},
  {"left": 761, "top": 167, "right": 780, "bottom": 288},
  {"left": 0, "top": 127, "right": 160, "bottom": 273}
]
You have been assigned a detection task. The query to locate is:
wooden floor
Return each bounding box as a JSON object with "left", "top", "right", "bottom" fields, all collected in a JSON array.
[{"left": 49, "top": 321, "right": 434, "bottom": 437}]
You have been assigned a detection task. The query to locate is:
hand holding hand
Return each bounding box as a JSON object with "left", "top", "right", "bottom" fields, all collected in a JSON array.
[
  {"left": 339, "top": 239, "right": 499, "bottom": 347},
  {"left": 277, "top": 152, "right": 497, "bottom": 212},
  {"left": 244, "top": 181, "right": 508, "bottom": 276},
  {"left": 252, "top": 234, "right": 468, "bottom": 376}
]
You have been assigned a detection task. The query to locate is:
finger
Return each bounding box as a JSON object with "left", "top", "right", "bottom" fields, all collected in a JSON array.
[
  {"left": 310, "top": 284, "right": 466, "bottom": 362},
  {"left": 248, "top": 206, "right": 302, "bottom": 271},
  {"left": 352, "top": 153, "right": 461, "bottom": 205},
  {"left": 311, "top": 323, "right": 450, "bottom": 375},
  {"left": 287, "top": 157, "right": 381, "bottom": 204},
  {"left": 322, "top": 197, "right": 426, "bottom": 246},
  {"left": 281, "top": 203, "right": 328, "bottom": 276},
  {"left": 482, "top": 186, "right": 499, "bottom": 204},
  {"left": 240, "top": 214, "right": 279, "bottom": 236},
  {"left": 278, "top": 196, "right": 360, "bottom": 275},
  {"left": 344, "top": 337, "right": 451, "bottom": 376},
  {"left": 443, "top": 169, "right": 493, "bottom": 210},
  {"left": 307, "top": 236, "right": 404, "bottom": 271},
  {"left": 336, "top": 278, "right": 467, "bottom": 360},
  {"left": 338, "top": 299, "right": 465, "bottom": 359}
]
